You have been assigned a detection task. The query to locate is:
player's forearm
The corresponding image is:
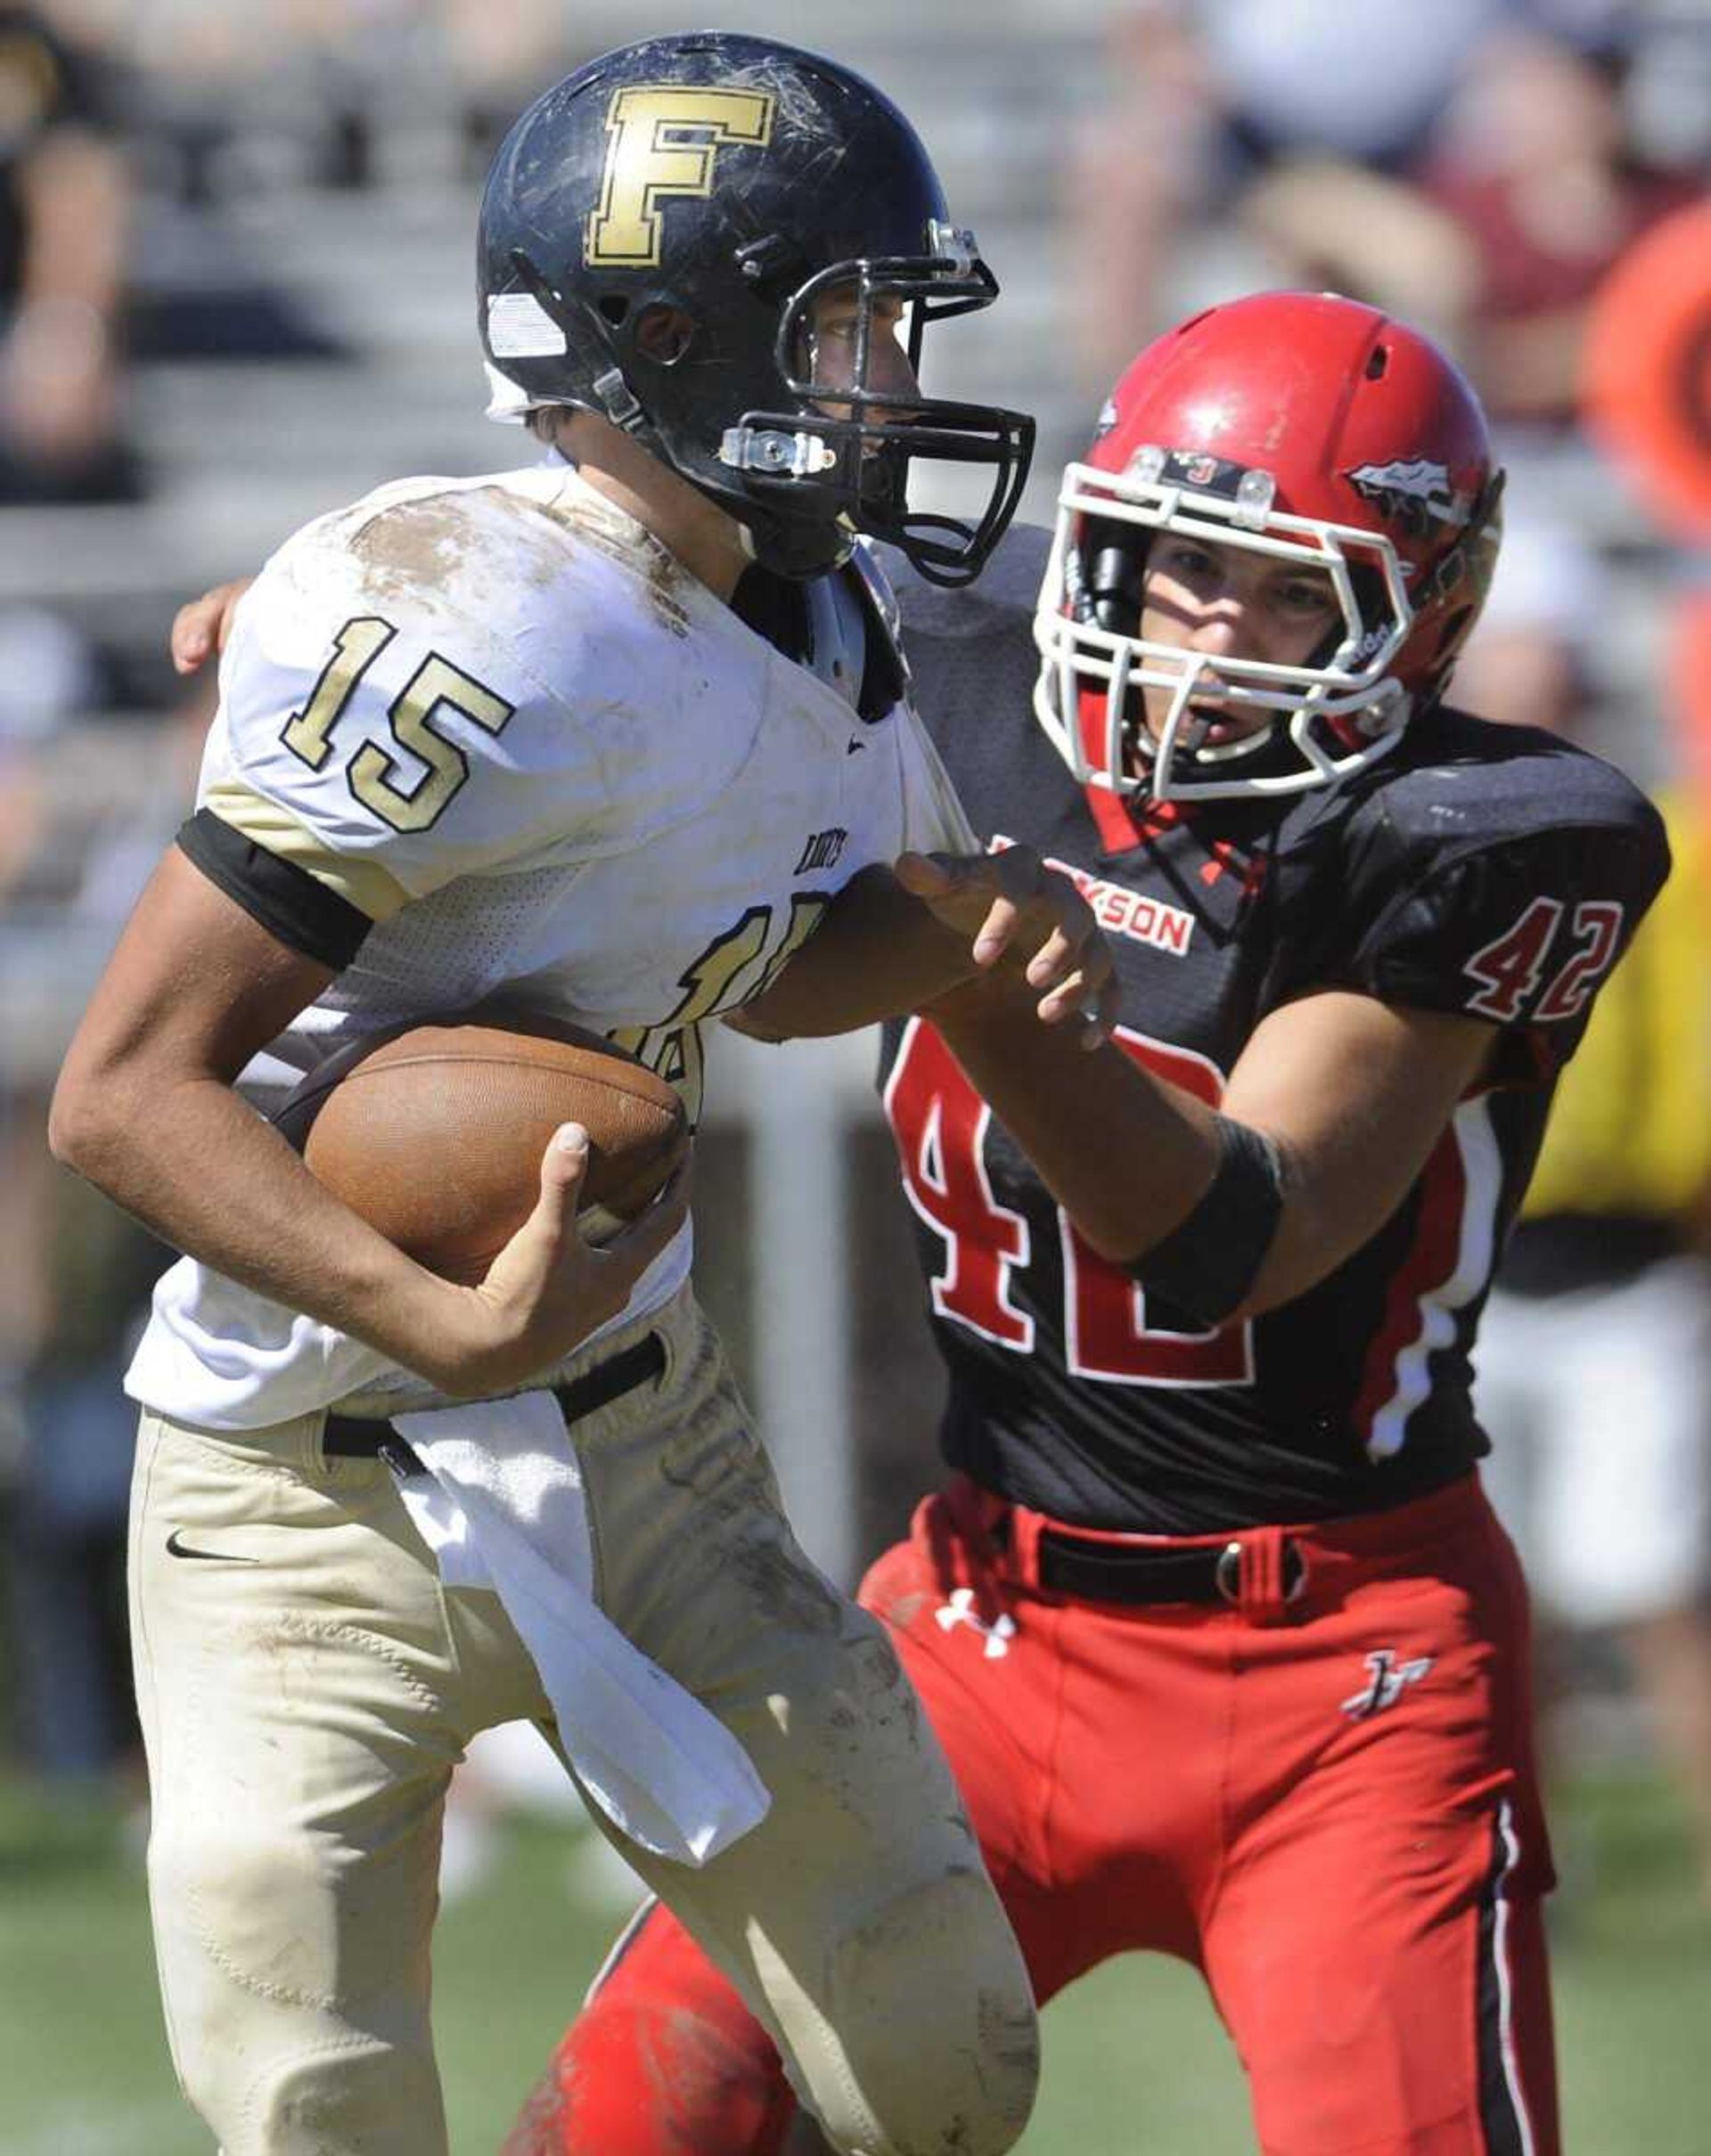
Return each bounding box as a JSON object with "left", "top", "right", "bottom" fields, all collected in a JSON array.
[
  {"left": 49, "top": 1066, "right": 479, "bottom": 1388},
  {"left": 929, "top": 979, "right": 1219, "bottom": 1260},
  {"left": 733, "top": 864, "right": 978, "bottom": 1040},
  {"left": 20, "top": 132, "right": 127, "bottom": 316}
]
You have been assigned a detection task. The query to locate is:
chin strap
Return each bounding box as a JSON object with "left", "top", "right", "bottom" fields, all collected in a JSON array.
[
  {"left": 591, "top": 367, "right": 646, "bottom": 434},
  {"left": 733, "top": 507, "right": 852, "bottom": 580}
]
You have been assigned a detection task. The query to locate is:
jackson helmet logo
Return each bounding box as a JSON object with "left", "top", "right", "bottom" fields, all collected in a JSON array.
[
  {"left": 1346, "top": 458, "right": 1470, "bottom": 535},
  {"left": 1179, "top": 453, "right": 1222, "bottom": 487}
]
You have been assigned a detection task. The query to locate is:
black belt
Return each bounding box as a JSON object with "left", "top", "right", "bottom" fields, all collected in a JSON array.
[
  {"left": 1036, "top": 1528, "right": 1307, "bottom": 1607},
  {"left": 322, "top": 1330, "right": 667, "bottom": 1469}
]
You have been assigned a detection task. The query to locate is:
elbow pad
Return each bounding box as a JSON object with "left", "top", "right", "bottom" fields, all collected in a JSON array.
[{"left": 1127, "top": 1116, "right": 1285, "bottom": 1329}]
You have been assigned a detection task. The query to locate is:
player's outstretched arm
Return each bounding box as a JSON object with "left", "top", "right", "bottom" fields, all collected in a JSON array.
[
  {"left": 728, "top": 848, "right": 1117, "bottom": 1046},
  {"left": 1216, "top": 991, "right": 1494, "bottom": 1313},
  {"left": 49, "top": 848, "right": 688, "bottom": 1397},
  {"left": 926, "top": 973, "right": 1494, "bottom": 1323},
  {"left": 176, "top": 587, "right": 1117, "bottom": 1047}
]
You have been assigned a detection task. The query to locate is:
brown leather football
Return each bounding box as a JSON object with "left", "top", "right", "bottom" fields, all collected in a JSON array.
[{"left": 274, "top": 1010, "right": 688, "bottom": 1282}]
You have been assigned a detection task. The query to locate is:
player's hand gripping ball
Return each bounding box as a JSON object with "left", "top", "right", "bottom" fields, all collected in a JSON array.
[{"left": 274, "top": 1011, "right": 689, "bottom": 1281}]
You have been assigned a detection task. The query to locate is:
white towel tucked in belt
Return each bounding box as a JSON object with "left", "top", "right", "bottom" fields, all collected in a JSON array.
[{"left": 391, "top": 1390, "right": 770, "bottom": 1866}]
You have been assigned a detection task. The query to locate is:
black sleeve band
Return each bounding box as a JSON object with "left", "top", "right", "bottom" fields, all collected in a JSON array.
[
  {"left": 176, "top": 807, "right": 373, "bottom": 970},
  {"left": 1128, "top": 1115, "right": 1286, "bottom": 1329}
]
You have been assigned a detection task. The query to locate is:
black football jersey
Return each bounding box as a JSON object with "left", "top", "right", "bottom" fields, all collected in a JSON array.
[{"left": 875, "top": 535, "right": 1671, "bottom": 1533}]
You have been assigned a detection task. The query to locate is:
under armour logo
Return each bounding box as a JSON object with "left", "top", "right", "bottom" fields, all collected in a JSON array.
[
  {"left": 935, "top": 1588, "right": 1016, "bottom": 1660},
  {"left": 1341, "top": 1648, "right": 1433, "bottom": 1719}
]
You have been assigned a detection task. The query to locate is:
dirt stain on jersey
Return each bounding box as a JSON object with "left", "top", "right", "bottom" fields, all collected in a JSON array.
[
  {"left": 347, "top": 485, "right": 693, "bottom": 643},
  {"left": 531, "top": 484, "right": 694, "bottom": 641},
  {"left": 348, "top": 493, "right": 507, "bottom": 608}
]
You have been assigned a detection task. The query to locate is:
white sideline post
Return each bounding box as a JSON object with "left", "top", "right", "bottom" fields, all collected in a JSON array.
[{"left": 716, "top": 1026, "right": 875, "bottom": 1588}]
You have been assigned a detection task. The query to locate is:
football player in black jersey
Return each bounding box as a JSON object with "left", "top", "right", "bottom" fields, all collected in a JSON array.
[{"left": 507, "top": 291, "right": 1669, "bottom": 2156}]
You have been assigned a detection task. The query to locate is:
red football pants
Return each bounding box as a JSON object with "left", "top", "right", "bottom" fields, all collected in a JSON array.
[{"left": 512, "top": 1471, "right": 1559, "bottom": 2156}]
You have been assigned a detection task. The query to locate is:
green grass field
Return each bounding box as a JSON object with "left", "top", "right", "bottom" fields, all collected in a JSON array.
[{"left": 4, "top": 1767, "right": 1707, "bottom": 2154}]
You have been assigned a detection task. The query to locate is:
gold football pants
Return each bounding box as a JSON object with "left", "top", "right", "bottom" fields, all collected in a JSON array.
[{"left": 127, "top": 1286, "right": 1037, "bottom": 2156}]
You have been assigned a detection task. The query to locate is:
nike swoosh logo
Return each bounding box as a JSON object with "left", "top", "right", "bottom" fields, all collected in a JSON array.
[
  {"left": 166, "top": 1528, "right": 259, "bottom": 1564},
  {"left": 847, "top": 737, "right": 866, "bottom": 754}
]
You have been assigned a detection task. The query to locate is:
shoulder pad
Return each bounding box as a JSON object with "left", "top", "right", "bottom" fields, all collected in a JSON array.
[
  {"left": 1330, "top": 717, "right": 1670, "bottom": 1072},
  {"left": 849, "top": 538, "right": 903, "bottom": 644},
  {"left": 840, "top": 547, "right": 910, "bottom": 719},
  {"left": 1348, "top": 710, "right": 1657, "bottom": 856}
]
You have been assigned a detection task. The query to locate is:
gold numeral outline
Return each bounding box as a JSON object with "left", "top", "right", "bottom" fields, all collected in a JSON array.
[
  {"left": 278, "top": 615, "right": 515, "bottom": 834},
  {"left": 610, "top": 893, "right": 832, "bottom": 1113}
]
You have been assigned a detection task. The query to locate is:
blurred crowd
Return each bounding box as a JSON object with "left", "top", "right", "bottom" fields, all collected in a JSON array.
[{"left": 1, "top": 0, "right": 1708, "bottom": 1903}]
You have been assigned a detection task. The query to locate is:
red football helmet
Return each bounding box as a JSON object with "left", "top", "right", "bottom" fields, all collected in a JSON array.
[{"left": 1033, "top": 291, "right": 1503, "bottom": 802}]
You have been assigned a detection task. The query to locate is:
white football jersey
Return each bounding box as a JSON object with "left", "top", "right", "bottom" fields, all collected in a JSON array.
[{"left": 127, "top": 460, "right": 972, "bottom": 1427}]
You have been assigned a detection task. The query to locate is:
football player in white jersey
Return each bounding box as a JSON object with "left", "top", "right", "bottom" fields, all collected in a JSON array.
[{"left": 47, "top": 35, "right": 1109, "bottom": 2156}]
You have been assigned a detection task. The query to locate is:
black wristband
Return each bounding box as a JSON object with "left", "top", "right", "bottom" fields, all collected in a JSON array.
[{"left": 1129, "top": 1116, "right": 1285, "bottom": 1329}]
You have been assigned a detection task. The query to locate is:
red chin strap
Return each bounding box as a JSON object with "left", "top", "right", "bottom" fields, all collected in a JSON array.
[
  {"left": 1073, "top": 679, "right": 1110, "bottom": 775},
  {"left": 1084, "top": 780, "right": 1150, "bottom": 851},
  {"left": 1076, "top": 681, "right": 1205, "bottom": 848},
  {"left": 1322, "top": 706, "right": 1370, "bottom": 754},
  {"left": 1071, "top": 682, "right": 1138, "bottom": 846}
]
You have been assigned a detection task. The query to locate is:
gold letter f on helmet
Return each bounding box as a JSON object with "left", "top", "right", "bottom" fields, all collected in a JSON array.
[{"left": 585, "top": 87, "right": 776, "bottom": 269}]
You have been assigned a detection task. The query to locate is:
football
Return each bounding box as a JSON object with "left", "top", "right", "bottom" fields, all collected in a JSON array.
[{"left": 274, "top": 1010, "right": 688, "bottom": 1281}]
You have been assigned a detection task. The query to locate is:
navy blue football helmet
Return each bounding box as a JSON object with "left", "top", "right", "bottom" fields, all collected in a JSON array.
[{"left": 477, "top": 31, "right": 1033, "bottom": 583}]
